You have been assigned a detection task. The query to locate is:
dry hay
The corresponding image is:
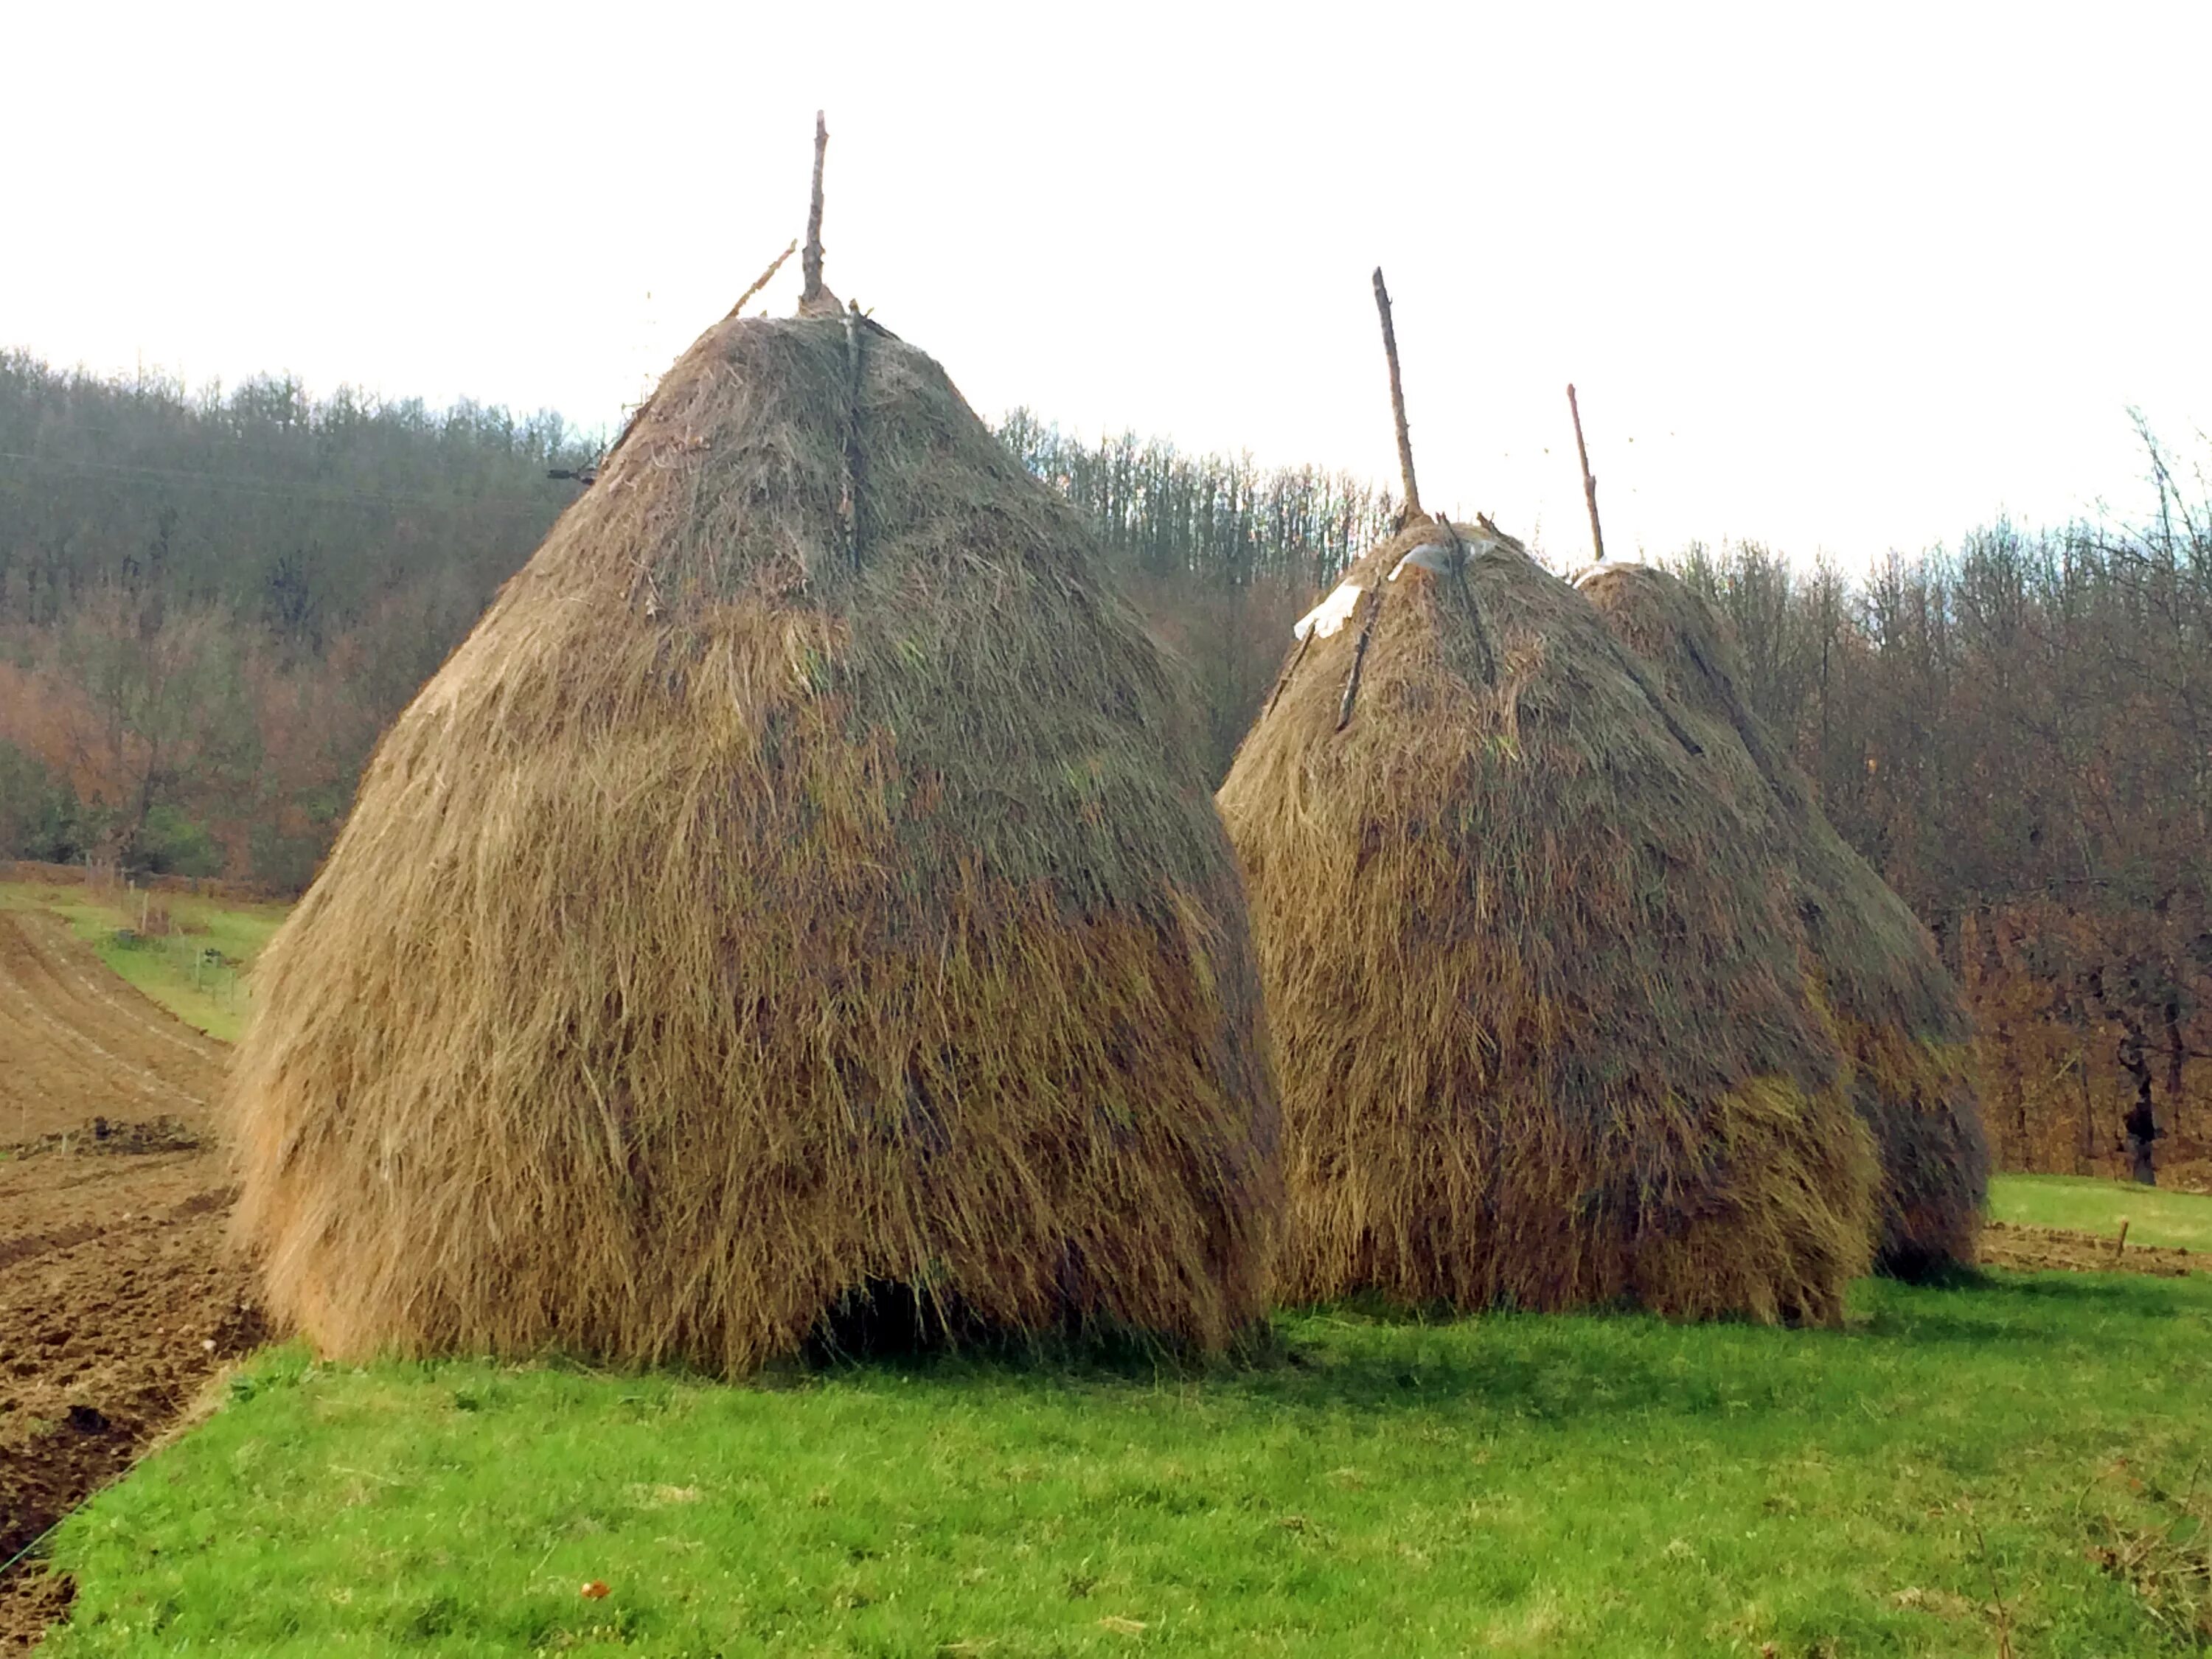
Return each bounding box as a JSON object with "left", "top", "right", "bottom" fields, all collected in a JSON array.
[
  {"left": 228, "top": 308, "right": 1281, "bottom": 1374},
  {"left": 1577, "top": 563, "right": 1988, "bottom": 1276},
  {"left": 1216, "top": 521, "right": 1876, "bottom": 1323}
]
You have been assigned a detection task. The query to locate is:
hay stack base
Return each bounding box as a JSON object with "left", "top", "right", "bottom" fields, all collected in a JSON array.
[
  {"left": 229, "top": 313, "right": 1280, "bottom": 1374},
  {"left": 1579, "top": 563, "right": 1989, "bottom": 1276},
  {"left": 1219, "top": 524, "right": 1876, "bottom": 1323}
]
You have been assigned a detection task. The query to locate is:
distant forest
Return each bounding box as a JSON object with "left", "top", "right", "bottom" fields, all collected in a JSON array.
[{"left": 2, "top": 349, "right": 2207, "bottom": 1182}]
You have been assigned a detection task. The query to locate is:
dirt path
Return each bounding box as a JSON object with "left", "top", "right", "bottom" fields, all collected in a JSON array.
[{"left": 0, "top": 911, "right": 258, "bottom": 1650}]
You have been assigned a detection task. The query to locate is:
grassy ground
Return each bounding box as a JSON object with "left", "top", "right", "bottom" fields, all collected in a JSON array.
[
  {"left": 0, "top": 878, "right": 286, "bottom": 1043},
  {"left": 1989, "top": 1174, "right": 2212, "bottom": 1253},
  {"left": 41, "top": 1273, "right": 2212, "bottom": 1658},
  {"left": 10, "top": 891, "right": 2208, "bottom": 1652}
]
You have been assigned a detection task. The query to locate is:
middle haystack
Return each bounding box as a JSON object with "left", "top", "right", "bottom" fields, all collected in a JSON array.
[{"left": 1217, "top": 519, "right": 1877, "bottom": 1322}]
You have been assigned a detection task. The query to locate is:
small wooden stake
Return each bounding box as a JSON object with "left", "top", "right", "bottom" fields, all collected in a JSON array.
[
  {"left": 1336, "top": 588, "right": 1384, "bottom": 731},
  {"left": 1567, "top": 383, "right": 1605, "bottom": 563},
  {"left": 1372, "top": 268, "right": 1422, "bottom": 525},
  {"left": 2113, "top": 1219, "right": 2131, "bottom": 1262}
]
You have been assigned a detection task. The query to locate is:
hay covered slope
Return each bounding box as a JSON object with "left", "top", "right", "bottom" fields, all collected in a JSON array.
[
  {"left": 1578, "top": 564, "right": 1988, "bottom": 1274},
  {"left": 1217, "top": 524, "right": 1874, "bottom": 1322},
  {"left": 229, "top": 313, "right": 1280, "bottom": 1372}
]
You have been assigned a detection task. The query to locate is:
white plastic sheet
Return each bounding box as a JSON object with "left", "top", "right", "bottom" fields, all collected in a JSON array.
[
  {"left": 1293, "top": 580, "right": 1366, "bottom": 641},
  {"left": 1387, "top": 542, "right": 1457, "bottom": 582}
]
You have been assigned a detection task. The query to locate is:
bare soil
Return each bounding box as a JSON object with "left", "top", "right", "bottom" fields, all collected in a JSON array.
[
  {"left": 1978, "top": 1218, "right": 2202, "bottom": 1279},
  {"left": 0, "top": 911, "right": 257, "bottom": 1650}
]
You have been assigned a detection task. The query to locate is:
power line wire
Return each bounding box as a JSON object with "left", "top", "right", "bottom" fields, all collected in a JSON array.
[{"left": 0, "top": 450, "right": 567, "bottom": 513}]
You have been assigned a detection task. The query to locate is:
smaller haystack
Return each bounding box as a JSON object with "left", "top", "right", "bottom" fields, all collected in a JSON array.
[
  {"left": 1217, "top": 518, "right": 1877, "bottom": 1322},
  {"left": 228, "top": 179, "right": 1281, "bottom": 1372},
  {"left": 1578, "top": 564, "right": 1989, "bottom": 1274}
]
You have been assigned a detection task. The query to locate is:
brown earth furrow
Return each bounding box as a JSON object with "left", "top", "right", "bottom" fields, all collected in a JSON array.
[
  {"left": 0, "top": 991, "right": 175, "bottom": 1145},
  {"left": 0, "top": 1222, "right": 106, "bottom": 1276},
  {"left": 13, "top": 916, "right": 226, "bottom": 1071},
  {"left": 0, "top": 931, "right": 209, "bottom": 1115},
  {"left": 0, "top": 911, "right": 250, "bottom": 1651},
  {"left": 0, "top": 977, "right": 185, "bottom": 1112}
]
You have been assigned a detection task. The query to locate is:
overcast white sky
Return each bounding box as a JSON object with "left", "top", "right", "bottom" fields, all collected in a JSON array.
[{"left": 7, "top": 1, "right": 2208, "bottom": 566}]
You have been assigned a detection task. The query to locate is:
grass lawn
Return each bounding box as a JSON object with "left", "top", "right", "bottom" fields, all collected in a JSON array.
[
  {"left": 0, "top": 878, "right": 286, "bottom": 1043},
  {"left": 41, "top": 1273, "right": 2212, "bottom": 1658},
  {"left": 1989, "top": 1174, "right": 2212, "bottom": 1253}
]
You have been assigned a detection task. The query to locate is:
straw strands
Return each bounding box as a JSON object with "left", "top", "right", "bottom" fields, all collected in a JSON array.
[
  {"left": 1217, "top": 522, "right": 1877, "bottom": 1323},
  {"left": 1577, "top": 563, "right": 1988, "bottom": 1275},
  {"left": 228, "top": 310, "right": 1281, "bottom": 1374}
]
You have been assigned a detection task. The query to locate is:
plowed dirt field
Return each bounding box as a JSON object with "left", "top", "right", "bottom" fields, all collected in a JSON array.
[{"left": 0, "top": 911, "right": 260, "bottom": 1649}]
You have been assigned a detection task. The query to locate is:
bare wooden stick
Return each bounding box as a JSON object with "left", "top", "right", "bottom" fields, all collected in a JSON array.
[
  {"left": 801, "top": 112, "right": 830, "bottom": 305},
  {"left": 1604, "top": 638, "right": 1704, "bottom": 757},
  {"left": 1435, "top": 517, "right": 1497, "bottom": 686},
  {"left": 842, "top": 300, "right": 866, "bottom": 570},
  {"left": 724, "top": 240, "right": 799, "bottom": 320},
  {"left": 602, "top": 248, "right": 823, "bottom": 470},
  {"left": 1336, "top": 588, "right": 1383, "bottom": 731},
  {"left": 1264, "top": 628, "right": 1315, "bottom": 717},
  {"left": 1372, "top": 268, "right": 1422, "bottom": 524},
  {"left": 1568, "top": 383, "right": 1606, "bottom": 563}
]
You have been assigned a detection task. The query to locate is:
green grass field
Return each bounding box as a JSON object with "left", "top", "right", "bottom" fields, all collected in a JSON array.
[
  {"left": 0, "top": 878, "right": 286, "bottom": 1043},
  {"left": 1989, "top": 1175, "right": 2212, "bottom": 1253},
  {"left": 41, "top": 1270, "right": 2212, "bottom": 1658},
  {"left": 13, "top": 886, "right": 2211, "bottom": 1652}
]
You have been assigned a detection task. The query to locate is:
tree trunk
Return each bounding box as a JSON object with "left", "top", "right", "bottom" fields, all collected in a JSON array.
[{"left": 2118, "top": 1023, "right": 2160, "bottom": 1186}]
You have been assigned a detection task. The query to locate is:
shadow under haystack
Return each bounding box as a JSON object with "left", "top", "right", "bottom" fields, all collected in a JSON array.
[
  {"left": 228, "top": 302, "right": 1281, "bottom": 1374},
  {"left": 1216, "top": 520, "right": 1877, "bottom": 1322},
  {"left": 1578, "top": 563, "right": 1989, "bottom": 1276}
]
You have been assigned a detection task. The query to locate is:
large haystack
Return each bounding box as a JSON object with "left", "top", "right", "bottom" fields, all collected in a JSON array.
[
  {"left": 1577, "top": 564, "right": 1988, "bottom": 1274},
  {"left": 229, "top": 305, "right": 1281, "bottom": 1373},
  {"left": 1215, "top": 521, "right": 1876, "bottom": 1322}
]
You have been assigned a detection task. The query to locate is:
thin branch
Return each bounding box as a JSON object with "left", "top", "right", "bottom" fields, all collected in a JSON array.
[
  {"left": 1568, "top": 383, "right": 1606, "bottom": 563},
  {"left": 842, "top": 301, "right": 866, "bottom": 571},
  {"left": 1372, "top": 268, "right": 1422, "bottom": 524},
  {"left": 1605, "top": 637, "right": 1705, "bottom": 757},
  {"left": 1337, "top": 588, "right": 1383, "bottom": 731},
  {"left": 724, "top": 240, "right": 799, "bottom": 321},
  {"left": 1966, "top": 1513, "right": 2017, "bottom": 1659},
  {"left": 1264, "top": 629, "right": 1315, "bottom": 717},
  {"left": 1436, "top": 516, "right": 1496, "bottom": 685}
]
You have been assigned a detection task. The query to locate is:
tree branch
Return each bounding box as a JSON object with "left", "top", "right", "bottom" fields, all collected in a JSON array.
[{"left": 725, "top": 240, "right": 799, "bottom": 321}]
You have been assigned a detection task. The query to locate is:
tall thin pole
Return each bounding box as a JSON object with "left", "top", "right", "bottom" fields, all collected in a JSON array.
[
  {"left": 1567, "top": 382, "right": 1605, "bottom": 563},
  {"left": 1372, "top": 268, "right": 1422, "bottom": 524},
  {"left": 801, "top": 111, "right": 830, "bottom": 307}
]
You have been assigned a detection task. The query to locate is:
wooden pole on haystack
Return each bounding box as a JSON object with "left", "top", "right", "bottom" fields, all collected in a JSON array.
[
  {"left": 1435, "top": 513, "right": 1496, "bottom": 686},
  {"left": 1336, "top": 589, "right": 1383, "bottom": 731},
  {"left": 1372, "top": 268, "right": 1423, "bottom": 525},
  {"left": 1568, "top": 383, "right": 1605, "bottom": 563},
  {"left": 790, "top": 111, "right": 863, "bottom": 565},
  {"left": 843, "top": 299, "right": 866, "bottom": 570},
  {"left": 801, "top": 111, "right": 832, "bottom": 309}
]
